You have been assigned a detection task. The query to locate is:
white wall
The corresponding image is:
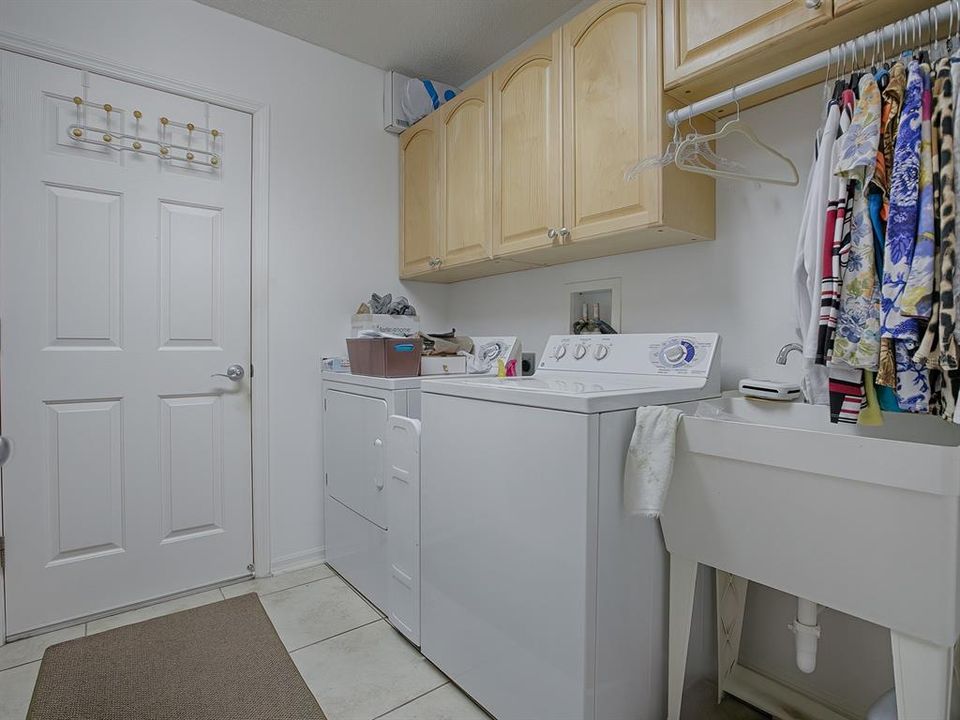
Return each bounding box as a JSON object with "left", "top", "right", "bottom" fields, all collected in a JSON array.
[
  {"left": 0, "top": 0, "right": 449, "bottom": 569},
  {"left": 437, "top": 86, "right": 893, "bottom": 713}
]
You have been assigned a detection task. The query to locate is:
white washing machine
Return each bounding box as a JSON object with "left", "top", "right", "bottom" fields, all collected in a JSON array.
[
  {"left": 321, "top": 337, "right": 519, "bottom": 619},
  {"left": 420, "top": 333, "right": 721, "bottom": 720}
]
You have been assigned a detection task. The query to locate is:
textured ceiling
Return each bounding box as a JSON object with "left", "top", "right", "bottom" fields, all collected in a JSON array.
[{"left": 194, "top": 0, "right": 582, "bottom": 86}]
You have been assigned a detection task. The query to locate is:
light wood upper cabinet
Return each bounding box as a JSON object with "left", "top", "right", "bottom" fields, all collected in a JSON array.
[
  {"left": 664, "top": 0, "right": 940, "bottom": 105},
  {"left": 397, "top": 0, "right": 715, "bottom": 283},
  {"left": 492, "top": 31, "right": 563, "bottom": 257},
  {"left": 663, "top": 0, "right": 832, "bottom": 91},
  {"left": 563, "top": 0, "right": 658, "bottom": 242},
  {"left": 438, "top": 78, "right": 493, "bottom": 268},
  {"left": 399, "top": 114, "right": 439, "bottom": 278}
]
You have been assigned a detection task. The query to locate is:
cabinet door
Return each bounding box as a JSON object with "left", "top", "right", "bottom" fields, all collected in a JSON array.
[
  {"left": 323, "top": 389, "right": 388, "bottom": 529},
  {"left": 492, "top": 31, "right": 563, "bottom": 257},
  {"left": 400, "top": 116, "right": 439, "bottom": 278},
  {"left": 438, "top": 78, "right": 493, "bottom": 268},
  {"left": 563, "top": 0, "right": 659, "bottom": 243},
  {"left": 663, "top": 0, "right": 833, "bottom": 89}
]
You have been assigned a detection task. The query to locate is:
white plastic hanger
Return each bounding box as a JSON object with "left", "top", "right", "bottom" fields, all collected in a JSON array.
[
  {"left": 673, "top": 87, "right": 800, "bottom": 186},
  {"left": 624, "top": 118, "right": 744, "bottom": 181}
]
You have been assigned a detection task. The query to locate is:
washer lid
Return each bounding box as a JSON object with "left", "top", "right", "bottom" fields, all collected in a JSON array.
[{"left": 421, "top": 372, "right": 717, "bottom": 413}]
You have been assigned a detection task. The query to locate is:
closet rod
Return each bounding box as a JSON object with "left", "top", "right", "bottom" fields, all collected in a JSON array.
[{"left": 667, "top": 1, "right": 954, "bottom": 127}]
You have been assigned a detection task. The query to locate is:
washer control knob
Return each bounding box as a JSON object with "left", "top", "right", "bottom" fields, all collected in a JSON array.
[
  {"left": 574, "top": 344, "right": 587, "bottom": 360},
  {"left": 553, "top": 344, "right": 567, "bottom": 360},
  {"left": 594, "top": 344, "right": 609, "bottom": 360},
  {"left": 665, "top": 344, "right": 686, "bottom": 364}
]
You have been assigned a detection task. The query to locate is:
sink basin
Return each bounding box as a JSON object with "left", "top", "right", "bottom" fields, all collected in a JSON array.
[
  {"left": 664, "top": 394, "right": 960, "bottom": 643},
  {"left": 661, "top": 394, "right": 960, "bottom": 720}
]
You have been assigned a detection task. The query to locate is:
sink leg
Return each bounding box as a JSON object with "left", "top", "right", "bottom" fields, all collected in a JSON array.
[
  {"left": 668, "top": 554, "right": 699, "bottom": 720},
  {"left": 891, "top": 630, "right": 955, "bottom": 720}
]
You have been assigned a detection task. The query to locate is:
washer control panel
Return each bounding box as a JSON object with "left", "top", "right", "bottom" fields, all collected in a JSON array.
[{"left": 539, "top": 333, "right": 719, "bottom": 376}]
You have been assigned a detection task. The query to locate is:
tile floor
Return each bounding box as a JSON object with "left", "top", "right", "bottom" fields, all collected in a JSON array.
[
  {"left": 0, "top": 564, "right": 488, "bottom": 720},
  {"left": 0, "top": 563, "right": 766, "bottom": 720}
]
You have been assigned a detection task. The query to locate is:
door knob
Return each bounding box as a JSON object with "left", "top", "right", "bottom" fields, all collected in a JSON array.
[
  {"left": 0, "top": 436, "right": 11, "bottom": 466},
  {"left": 211, "top": 364, "right": 245, "bottom": 381}
]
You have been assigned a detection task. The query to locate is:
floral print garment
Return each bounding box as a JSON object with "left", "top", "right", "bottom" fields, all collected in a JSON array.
[
  {"left": 875, "top": 64, "right": 907, "bottom": 407},
  {"left": 833, "top": 73, "right": 882, "bottom": 370},
  {"left": 881, "top": 61, "right": 930, "bottom": 412},
  {"left": 902, "top": 67, "right": 937, "bottom": 320}
]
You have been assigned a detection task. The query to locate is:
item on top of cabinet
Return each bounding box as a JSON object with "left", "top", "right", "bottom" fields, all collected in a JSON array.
[
  {"left": 346, "top": 337, "right": 423, "bottom": 378},
  {"left": 738, "top": 378, "right": 803, "bottom": 402},
  {"left": 383, "top": 70, "right": 460, "bottom": 134}
]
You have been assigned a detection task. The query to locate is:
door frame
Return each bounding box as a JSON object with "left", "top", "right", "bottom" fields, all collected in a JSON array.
[{"left": 0, "top": 30, "right": 273, "bottom": 643}]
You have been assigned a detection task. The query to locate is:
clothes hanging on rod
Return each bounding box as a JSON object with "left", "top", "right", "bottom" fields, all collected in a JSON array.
[{"left": 796, "top": 42, "right": 960, "bottom": 425}]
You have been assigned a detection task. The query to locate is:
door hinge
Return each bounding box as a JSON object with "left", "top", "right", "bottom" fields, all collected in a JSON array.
[
  {"left": 250, "top": 363, "right": 254, "bottom": 379},
  {"left": 0, "top": 536, "right": 5, "bottom": 572},
  {"left": 323, "top": 397, "right": 327, "bottom": 411},
  {"left": 325, "top": 472, "right": 329, "bottom": 486}
]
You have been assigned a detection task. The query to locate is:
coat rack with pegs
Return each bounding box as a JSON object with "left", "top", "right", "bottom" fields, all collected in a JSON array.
[{"left": 67, "top": 96, "right": 222, "bottom": 168}]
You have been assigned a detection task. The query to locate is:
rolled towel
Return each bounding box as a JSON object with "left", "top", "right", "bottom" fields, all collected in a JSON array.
[{"left": 623, "top": 405, "right": 684, "bottom": 517}]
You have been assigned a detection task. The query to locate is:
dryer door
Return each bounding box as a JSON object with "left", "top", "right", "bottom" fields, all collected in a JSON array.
[{"left": 324, "top": 389, "right": 388, "bottom": 529}]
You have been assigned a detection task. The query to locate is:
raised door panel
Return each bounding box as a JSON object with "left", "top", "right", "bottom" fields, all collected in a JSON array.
[
  {"left": 493, "top": 31, "right": 563, "bottom": 257},
  {"left": 563, "top": 0, "right": 659, "bottom": 242},
  {"left": 439, "top": 78, "right": 492, "bottom": 267},
  {"left": 400, "top": 116, "right": 439, "bottom": 278},
  {"left": 662, "top": 0, "right": 832, "bottom": 88}
]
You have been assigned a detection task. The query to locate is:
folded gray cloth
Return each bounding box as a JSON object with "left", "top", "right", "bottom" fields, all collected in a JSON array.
[{"left": 366, "top": 293, "right": 417, "bottom": 316}]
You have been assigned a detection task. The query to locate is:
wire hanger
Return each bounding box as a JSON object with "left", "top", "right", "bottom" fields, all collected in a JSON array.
[{"left": 673, "top": 87, "right": 800, "bottom": 186}]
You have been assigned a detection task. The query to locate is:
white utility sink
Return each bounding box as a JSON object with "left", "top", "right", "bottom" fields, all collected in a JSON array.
[{"left": 661, "top": 394, "right": 960, "bottom": 720}]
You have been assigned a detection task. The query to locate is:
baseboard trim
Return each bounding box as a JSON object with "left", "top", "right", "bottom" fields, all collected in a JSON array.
[{"left": 270, "top": 546, "right": 326, "bottom": 574}]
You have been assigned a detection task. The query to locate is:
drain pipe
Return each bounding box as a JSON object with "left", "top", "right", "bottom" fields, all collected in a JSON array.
[{"left": 788, "top": 598, "right": 821, "bottom": 673}]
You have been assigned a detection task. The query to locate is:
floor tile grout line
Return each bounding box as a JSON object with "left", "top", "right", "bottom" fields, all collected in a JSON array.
[
  {"left": 248, "top": 571, "right": 338, "bottom": 599},
  {"left": 370, "top": 681, "right": 451, "bottom": 720},
  {"left": 0, "top": 658, "right": 43, "bottom": 675},
  {"left": 286, "top": 617, "right": 385, "bottom": 655}
]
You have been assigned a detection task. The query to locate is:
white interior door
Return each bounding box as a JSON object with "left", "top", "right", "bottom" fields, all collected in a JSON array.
[{"left": 0, "top": 52, "right": 253, "bottom": 636}]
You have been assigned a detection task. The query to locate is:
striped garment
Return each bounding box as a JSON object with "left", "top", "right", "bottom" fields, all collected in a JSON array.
[{"left": 816, "top": 89, "right": 855, "bottom": 364}]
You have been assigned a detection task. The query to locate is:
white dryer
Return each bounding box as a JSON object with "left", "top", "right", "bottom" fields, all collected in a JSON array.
[
  {"left": 419, "top": 333, "right": 721, "bottom": 720},
  {"left": 321, "top": 337, "right": 519, "bottom": 619}
]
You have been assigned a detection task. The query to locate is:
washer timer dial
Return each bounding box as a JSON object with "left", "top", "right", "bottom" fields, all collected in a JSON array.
[{"left": 654, "top": 337, "right": 699, "bottom": 369}]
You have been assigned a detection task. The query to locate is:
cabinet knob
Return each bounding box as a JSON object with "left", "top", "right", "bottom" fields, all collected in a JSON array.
[
  {"left": 804, "top": 0, "right": 821, "bottom": 8},
  {"left": 547, "top": 228, "right": 559, "bottom": 240},
  {"left": 559, "top": 227, "right": 570, "bottom": 239},
  {"left": 428, "top": 257, "right": 442, "bottom": 268}
]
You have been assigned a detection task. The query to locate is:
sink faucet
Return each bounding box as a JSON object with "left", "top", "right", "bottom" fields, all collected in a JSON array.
[{"left": 776, "top": 343, "right": 803, "bottom": 365}]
